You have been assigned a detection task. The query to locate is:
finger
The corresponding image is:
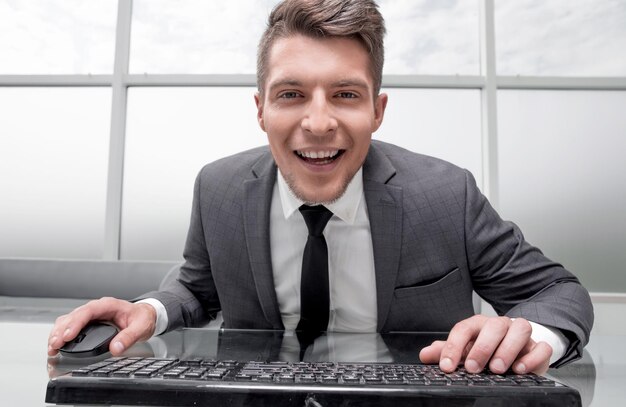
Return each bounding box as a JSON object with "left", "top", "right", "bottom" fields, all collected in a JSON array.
[
  {"left": 461, "top": 341, "right": 474, "bottom": 362},
  {"left": 464, "top": 317, "right": 510, "bottom": 373},
  {"left": 48, "top": 343, "right": 61, "bottom": 357},
  {"left": 109, "top": 304, "right": 157, "bottom": 356},
  {"left": 47, "top": 297, "right": 124, "bottom": 355},
  {"left": 512, "top": 341, "right": 553, "bottom": 375},
  {"left": 419, "top": 340, "right": 446, "bottom": 364},
  {"left": 488, "top": 318, "right": 533, "bottom": 373},
  {"left": 420, "top": 340, "right": 475, "bottom": 365},
  {"left": 48, "top": 311, "right": 94, "bottom": 355},
  {"left": 48, "top": 314, "right": 70, "bottom": 356},
  {"left": 109, "top": 323, "right": 149, "bottom": 356},
  {"left": 60, "top": 307, "right": 97, "bottom": 341},
  {"left": 439, "top": 315, "right": 486, "bottom": 373}
]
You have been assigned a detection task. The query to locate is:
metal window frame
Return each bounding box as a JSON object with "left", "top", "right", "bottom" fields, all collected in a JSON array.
[{"left": 1, "top": 0, "right": 626, "bottom": 263}]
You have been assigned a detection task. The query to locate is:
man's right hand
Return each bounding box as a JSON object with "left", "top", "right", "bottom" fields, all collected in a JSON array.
[{"left": 47, "top": 297, "right": 157, "bottom": 357}]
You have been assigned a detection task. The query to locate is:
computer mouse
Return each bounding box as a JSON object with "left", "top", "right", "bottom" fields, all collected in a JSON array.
[{"left": 59, "top": 322, "right": 119, "bottom": 358}]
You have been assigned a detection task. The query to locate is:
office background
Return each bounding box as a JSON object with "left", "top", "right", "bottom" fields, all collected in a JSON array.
[{"left": 1, "top": 0, "right": 625, "bottom": 332}]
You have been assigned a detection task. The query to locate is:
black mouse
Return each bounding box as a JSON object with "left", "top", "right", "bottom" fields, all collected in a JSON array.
[{"left": 59, "top": 322, "right": 119, "bottom": 358}]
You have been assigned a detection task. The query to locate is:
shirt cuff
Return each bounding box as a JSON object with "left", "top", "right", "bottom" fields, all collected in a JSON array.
[
  {"left": 136, "top": 298, "right": 169, "bottom": 336},
  {"left": 527, "top": 320, "right": 568, "bottom": 365}
]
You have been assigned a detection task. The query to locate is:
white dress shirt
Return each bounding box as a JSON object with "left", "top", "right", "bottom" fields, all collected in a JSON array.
[
  {"left": 271, "top": 168, "right": 377, "bottom": 332},
  {"left": 142, "top": 167, "right": 567, "bottom": 364}
]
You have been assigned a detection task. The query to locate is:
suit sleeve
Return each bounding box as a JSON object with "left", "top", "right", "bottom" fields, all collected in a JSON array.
[
  {"left": 463, "top": 171, "right": 594, "bottom": 367},
  {"left": 136, "top": 168, "right": 221, "bottom": 331}
]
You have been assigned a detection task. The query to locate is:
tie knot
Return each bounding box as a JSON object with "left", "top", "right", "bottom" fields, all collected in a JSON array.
[{"left": 299, "top": 205, "right": 333, "bottom": 237}]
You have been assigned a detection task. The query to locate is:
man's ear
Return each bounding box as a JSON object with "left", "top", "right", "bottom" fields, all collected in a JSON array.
[
  {"left": 254, "top": 92, "right": 266, "bottom": 132},
  {"left": 372, "top": 92, "right": 388, "bottom": 132}
]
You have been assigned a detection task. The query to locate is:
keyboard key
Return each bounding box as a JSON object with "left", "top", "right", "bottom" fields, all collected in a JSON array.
[
  {"left": 297, "top": 375, "right": 316, "bottom": 383},
  {"left": 70, "top": 369, "right": 91, "bottom": 377},
  {"left": 277, "top": 374, "right": 295, "bottom": 383},
  {"left": 341, "top": 375, "right": 360, "bottom": 384},
  {"left": 256, "top": 374, "right": 274, "bottom": 382},
  {"left": 428, "top": 379, "right": 448, "bottom": 386},
  {"left": 133, "top": 370, "right": 155, "bottom": 377},
  {"left": 321, "top": 375, "right": 338, "bottom": 383}
]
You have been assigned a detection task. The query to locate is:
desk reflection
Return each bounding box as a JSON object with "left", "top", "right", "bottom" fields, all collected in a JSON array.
[{"left": 148, "top": 329, "right": 448, "bottom": 363}]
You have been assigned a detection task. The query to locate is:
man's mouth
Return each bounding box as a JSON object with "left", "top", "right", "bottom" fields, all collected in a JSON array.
[{"left": 295, "top": 149, "right": 345, "bottom": 165}]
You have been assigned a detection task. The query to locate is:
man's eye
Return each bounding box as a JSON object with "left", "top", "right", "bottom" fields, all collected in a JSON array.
[
  {"left": 337, "top": 92, "right": 358, "bottom": 99},
  {"left": 279, "top": 92, "right": 300, "bottom": 99}
]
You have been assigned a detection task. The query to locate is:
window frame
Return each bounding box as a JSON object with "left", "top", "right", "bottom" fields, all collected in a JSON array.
[{"left": 1, "top": 0, "right": 625, "bottom": 261}]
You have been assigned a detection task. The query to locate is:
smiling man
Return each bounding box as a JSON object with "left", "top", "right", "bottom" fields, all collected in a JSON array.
[
  {"left": 256, "top": 33, "right": 386, "bottom": 205},
  {"left": 48, "top": 0, "right": 593, "bottom": 376}
]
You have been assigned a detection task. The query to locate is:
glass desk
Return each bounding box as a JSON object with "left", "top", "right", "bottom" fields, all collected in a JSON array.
[{"left": 0, "top": 310, "right": 623, "bottom": 406}]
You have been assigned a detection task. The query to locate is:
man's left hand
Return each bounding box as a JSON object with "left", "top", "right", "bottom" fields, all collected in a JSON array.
[{"left": 419, "top": 315, "right": 552, "bottom": 375}]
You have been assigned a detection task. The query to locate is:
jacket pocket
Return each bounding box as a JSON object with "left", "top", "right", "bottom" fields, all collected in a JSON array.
[
  {"left": 385, "top": 267, "right": 472, "bottom": 332},
  {"left": 393, "top": 267, "right": 461, "bottom": 299}
]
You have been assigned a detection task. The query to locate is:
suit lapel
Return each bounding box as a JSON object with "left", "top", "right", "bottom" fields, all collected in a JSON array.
[
  {"left": 243, "top": 152, "right": 284, "bottom": 329},
  {"left": 241, "top": 143, "right": 403, "bottom": 331},
  {"left": 363, "top": 143, "right": 403, "bottom": 331}
]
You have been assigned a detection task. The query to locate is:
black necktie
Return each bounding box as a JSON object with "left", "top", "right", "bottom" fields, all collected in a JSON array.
[{"left": 297, "top": 204, "right": 333, "bottom": 334}]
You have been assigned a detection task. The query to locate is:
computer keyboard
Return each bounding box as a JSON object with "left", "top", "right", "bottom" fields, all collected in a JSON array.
[{"left": 46, "top": 356, "right": 581, "bottom": 406}]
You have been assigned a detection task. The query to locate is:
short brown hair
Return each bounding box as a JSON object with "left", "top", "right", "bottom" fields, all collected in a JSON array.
[{"left": 257, "top": 0, "right": 386, "bottom": 95}]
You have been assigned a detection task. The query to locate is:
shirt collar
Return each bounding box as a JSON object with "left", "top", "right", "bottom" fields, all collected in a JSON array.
[{"left": 277, "top": 168, "right": 364, "bottom": 225}]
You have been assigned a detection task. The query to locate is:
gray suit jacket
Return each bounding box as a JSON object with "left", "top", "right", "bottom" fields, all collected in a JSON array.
[{"left": 141, "top": 140, "right": 593, "bottom": 367}]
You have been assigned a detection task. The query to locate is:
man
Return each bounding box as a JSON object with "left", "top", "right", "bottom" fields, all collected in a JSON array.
[{"left": 48, "top": 0, "right": 593, "bottom": 375}]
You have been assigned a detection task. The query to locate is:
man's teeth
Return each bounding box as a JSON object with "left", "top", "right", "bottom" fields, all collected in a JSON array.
[{"left": 296, "top": 150, "right": 339, "bottom": 159}]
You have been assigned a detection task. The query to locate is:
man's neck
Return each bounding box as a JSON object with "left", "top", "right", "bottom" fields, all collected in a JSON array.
[{"left": 276, "top": 168, "right": 364, "bottom": 225}]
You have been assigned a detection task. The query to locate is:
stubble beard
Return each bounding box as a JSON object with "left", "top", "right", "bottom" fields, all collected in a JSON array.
[{"left": 282, "top": 169, "right": 355, "bottom": 206}]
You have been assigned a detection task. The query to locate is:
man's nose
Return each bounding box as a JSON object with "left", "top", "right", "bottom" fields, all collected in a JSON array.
[{"left": 301, "top": 94, "right": 338, "bottom": 136}]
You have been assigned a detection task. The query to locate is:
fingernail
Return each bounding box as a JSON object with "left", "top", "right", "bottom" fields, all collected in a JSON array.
[
  {"left": 515, "top": 362, "right": 527, "bottom": 374},
  {"left": 492, "top": 358, "right": 505, "bottom": 372},
  {"left": 112, "top": 341, "right": 125, "bottom": 354},
  {"left": 63, "top": 328, "right": 71, "bottom": 338},
  {"left": 465, "top": 359, "right": 479, "bottom": 373},
  {"left": 440, "top": 358, "right": 454, "bottom": 371}
]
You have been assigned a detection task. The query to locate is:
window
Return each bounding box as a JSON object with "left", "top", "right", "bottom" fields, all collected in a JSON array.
[
  {"left": 2, "top": 0, "right": 625, "bottom": 295},
  {"left": 0, "top": 88, "right": 111, "bottom": 258},
  {"left": 495, "top": 0, "right": 626, "bottom": 76},
  {"left": 377, "top": 88, "right": 483, "bottom": 185},
  {"left": 0, "top": 0, "right": 118, "bottom": 74},
  {"left": 121, "top": 87, "right": 265, "bottom": 260},
  {"left": 498, "top": 90, "right": 626, "bottom": 292},
  {"left": 130, "top": 0, "right": 278, "bottom": 74},
  {"left": 380, "top": 0, "right": 480, "bottom": 75}
]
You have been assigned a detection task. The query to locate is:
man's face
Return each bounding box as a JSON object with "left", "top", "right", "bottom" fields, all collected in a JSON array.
[{"left": 255, "top": 34, "right": 387, "bottom": 204}]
